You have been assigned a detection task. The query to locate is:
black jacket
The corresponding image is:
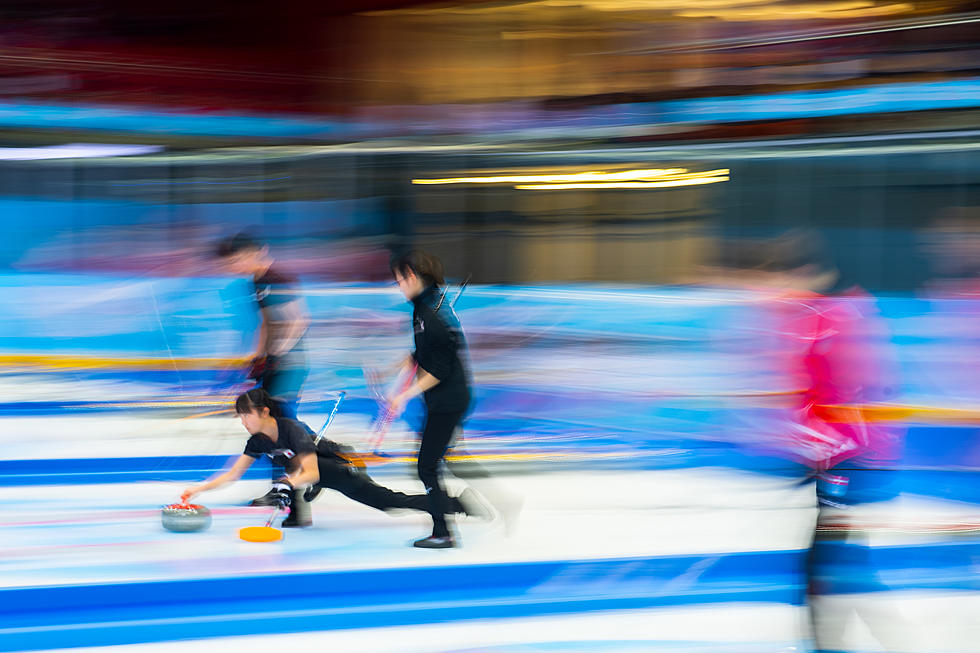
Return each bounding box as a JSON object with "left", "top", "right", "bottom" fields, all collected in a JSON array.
[
  {"left": 411, "top": 284, "right": 472, "bottom": 413},
  {"left": 243, "top": 417, "right": 316, "bottom": 472},
  {"left": 244, "top": 416, "right": 354, "bottom": 473}
]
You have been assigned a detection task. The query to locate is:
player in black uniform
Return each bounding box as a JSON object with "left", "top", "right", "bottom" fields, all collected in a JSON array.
[
  {"left": 389, "top": 251, "right": 473, "bottom": 549},
  {"left": 215, "top": 233, "right": 310, "bottom": 507},
  {"left": 215, "top": 233, "right": 310, "bottom": 421},
  {"left": 182, "top": 388, "right": 480, "bottom": 528}
]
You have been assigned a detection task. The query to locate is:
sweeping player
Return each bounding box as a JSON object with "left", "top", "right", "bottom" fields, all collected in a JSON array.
[
  {"left": 388, "top": 251, "right": 476, "bottom": 549},
  {"left": 215, "top": 233, "right": 310, "bottom": 420}
]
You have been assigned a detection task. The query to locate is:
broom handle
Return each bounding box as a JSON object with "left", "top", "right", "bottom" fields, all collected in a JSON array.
[{"left": 265, "top": 504, "right": 283, "bottom": 528}]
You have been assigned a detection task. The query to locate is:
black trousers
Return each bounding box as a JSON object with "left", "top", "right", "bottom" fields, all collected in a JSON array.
[
  {"left": 314, "top": 455, "right": 465, "bottom": 515},
  {"left": 418, "top": 409, "right": 467, "bottom": 538}
]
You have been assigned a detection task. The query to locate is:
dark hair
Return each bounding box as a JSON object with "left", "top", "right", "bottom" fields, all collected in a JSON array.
[
  {"left": 215, "top": 232, "right": 263, "bottom": 258},
  {"left": 717, "top": 229, "right": 844, "bottom": 293},
  {"left": 719, "top": 229, "right": 834, "bottom": 275},
  {"left": 390, "top": 250, "right": 445, "bottom": 286},
  {"left": 235, "top": 387, "right": 282, "bottom": 418},
  {"left": 764, "top": 229, "right": 834, "bottom": 275}
]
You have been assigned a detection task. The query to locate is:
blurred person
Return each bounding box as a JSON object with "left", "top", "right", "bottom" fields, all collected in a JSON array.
[
  {"left": 918, "top": 210, "right": 980, "bottom": 406},
  {"left": 215, "top": 232, "right": 310, "bottom": 507},
  {"left": 709, "top": 231, "right": 907, "bottom": 653},
  {"left": 923, "top": 207, "right": 980, "bottom": 296},
  {"left": 388, "top": 250, "right": 475, "bottom": 549},
  {"left": 181, "top": 388, "right": 484, "bottom": 528}
]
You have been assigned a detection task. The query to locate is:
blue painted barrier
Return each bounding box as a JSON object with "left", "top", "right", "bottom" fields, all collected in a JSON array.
[
  {"left": 2, "top": 540, "right": 977, "bottom": 651},
  {"left": 0, "top": 551, "right": 803, "bottom": 651}
]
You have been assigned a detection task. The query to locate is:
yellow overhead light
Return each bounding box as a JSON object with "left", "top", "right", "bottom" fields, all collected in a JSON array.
[
  {"left": 413, "top": 168, "right": 691, "bottom": 185},
  {"left": 540, "top": 0, "right": 784, "bottom": 10},
  {"left": 677, "top": 1, "right": 914, "bottom": 20},
  {"left": 514, "top": 175, "right": 730, "bottom": 190},
  {"left": 413, "top": 167, "right": 730, "bottom": 190}
]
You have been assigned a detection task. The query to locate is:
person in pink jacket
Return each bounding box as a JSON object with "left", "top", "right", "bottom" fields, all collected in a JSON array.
[{"left": 709, "top": 231, "right": 906, "bottom": 652}]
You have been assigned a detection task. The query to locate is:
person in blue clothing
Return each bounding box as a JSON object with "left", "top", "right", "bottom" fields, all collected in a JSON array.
[{"left": 388, "top": 250, "right": 474, "bottom": 549}]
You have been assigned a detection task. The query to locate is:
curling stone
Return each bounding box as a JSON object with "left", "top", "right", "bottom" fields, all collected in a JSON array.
[{"left": 161, "top": 503, "right": 212, "bottom": 533}]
